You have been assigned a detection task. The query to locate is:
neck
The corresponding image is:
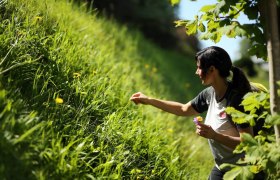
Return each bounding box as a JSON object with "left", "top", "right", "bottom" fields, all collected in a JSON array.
[{"left": 212, "top": 79, "right": 228, "bottom": 101}]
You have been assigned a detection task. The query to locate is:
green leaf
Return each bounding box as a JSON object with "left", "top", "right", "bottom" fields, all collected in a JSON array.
[
  {"left": 220, "top": 163, "right": 237, "bottom": 170},
  {"left": 234, "top": 25, "right": 247, "bottom": 37},
  {"left": 222, "top": 164, "right": 255, "bottom": 180},
  {"left": 213, "top": 32, "right": 222, "bottom": 43},
  {"left": 228, "top": 6, "right": 241, "bottom": 19},
  {"left": 201, "top": 13, "right": 212, "bottom": 21},
  {"left": 174, "top": 20, "right": 188, "bottom": 27},
  {"left": 170, "top": 0, "right": 180, "bottom": 6},
  {"left": 241, "top": 133, "right": 258, "bottom": 146},
  {"left": 221, "top": 25, "right": 236, "bottom": 38},
  {"left": 198, "top": 23, "right": 206, "bottom": 32},
  {"left": 266, "top": 114, "right": 280, "bottom": 125},
  {"left": 13, "top": 121, "right": 45, "bottom": 144},
  {"left": 223, "top": 166, "right": 242, "bottom": 180},
  {"left": 213, "top": 0, "right": 226, "bottom": 16},
  {"left": 257, "top": 92, "right": 269, "bottom": 102},
  {"left": 243, "top": 3, "right": 258, "bottom": 20},
  {"left": 200, "top": 4, "right": 216, "bottom": 13},
  {"left": 245, "top": 114, "right": 257, "bottom": 126},
  {"left": 226, "top": 29, "right": 236, "bottom": 38},
  {"left": 248, "top": 43, "right": 267, "bottom": 60},
  {"left": 241, "top": 92, "right": 261, "bottom": 113},
  {"left": 249, "top": 165, "right": 261, "bottom": 173},
  {"left": 220, "top": 0, "right": 231, "bottom": 14},
  {"left": 207, "top": 20, "right": 219, "bottom": 32},
  {"left": 225, "top": 107, "right": 250, "bottom": 124},
  {"left": 199, "top": 32, "right": 212, "bottom": 40},
  {"left": 185, "top": 21, "right": 198, "bottom": 35},
  {"left": 237, "top": 166, "right": 254, "bottom": 180}
]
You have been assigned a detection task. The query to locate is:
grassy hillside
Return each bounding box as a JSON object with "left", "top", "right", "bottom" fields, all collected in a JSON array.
[{"left": 0, "top": 0, "right": 212, "bottom": 179}]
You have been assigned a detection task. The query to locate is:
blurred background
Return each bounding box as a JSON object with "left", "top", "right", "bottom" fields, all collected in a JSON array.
[{"left": 75, "top": 0, "right": 268, "bottom": 84}]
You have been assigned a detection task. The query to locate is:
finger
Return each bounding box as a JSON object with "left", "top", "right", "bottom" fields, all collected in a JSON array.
[
  {"left": 130, "top": 94, "right": 141, "bottom": 100},
  {"left": 196, "top": 129, "right": 203, "bottom": 135},
  {"left": 130, "top": 92, "right": 140, "bottom": 97},
  {"left": 134, "top": 92, "right": 142, "bottom": 97}
]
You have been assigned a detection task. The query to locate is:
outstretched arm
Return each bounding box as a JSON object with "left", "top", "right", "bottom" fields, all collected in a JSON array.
[{"left": 130, "top": 92, "right": 199, "bottom": 116}]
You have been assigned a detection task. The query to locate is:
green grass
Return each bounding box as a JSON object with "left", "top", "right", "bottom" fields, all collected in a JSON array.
[{"left": 0, "top": 0, "right": 212, "bottom": 179}]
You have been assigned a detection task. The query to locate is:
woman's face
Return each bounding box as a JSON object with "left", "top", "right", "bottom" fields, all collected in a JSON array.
[{"left": 195, "top": 60, "right": 212, "bottom": 85}]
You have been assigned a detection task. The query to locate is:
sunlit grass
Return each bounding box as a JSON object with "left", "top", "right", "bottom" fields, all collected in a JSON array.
[{"left": 0, "top": 0, "right": 211, "bottom": 179}]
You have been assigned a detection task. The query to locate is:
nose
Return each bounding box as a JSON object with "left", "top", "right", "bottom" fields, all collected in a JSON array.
[{"left": 195, "top": 68, "right": 199, "bottom": 75}]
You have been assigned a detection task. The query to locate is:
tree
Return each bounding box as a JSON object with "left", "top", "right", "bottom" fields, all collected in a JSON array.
[
  {"left": 174, "top": 0, "right": 280, "bottom": 178},
  {"left": 260, "top": 0, "right": 280, "bottom": 145}
]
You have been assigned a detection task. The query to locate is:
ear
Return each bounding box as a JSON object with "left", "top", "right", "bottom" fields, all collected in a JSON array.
[{"left": 209, "top": 66, "right": 215, "bottom": 72}]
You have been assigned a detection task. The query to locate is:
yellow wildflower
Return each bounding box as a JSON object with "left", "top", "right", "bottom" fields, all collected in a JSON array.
[
  {"left": 55, "top": 97, "right": 63, "bottom": 104},
  {"left": 73, "top": 72, "right": 81, "bottom": 78},
  {"left": 193, "top": 116, "right": 203, "bottom": 125}
]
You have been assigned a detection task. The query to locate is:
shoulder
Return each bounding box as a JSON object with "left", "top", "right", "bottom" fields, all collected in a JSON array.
[
  {"left": 191, "top": 86, "right": 214, "bottom": 113},
  {"left": 201, "top": 86, "right": 214, "bottom": 96},
  {"left": 196, "top": 86, "right": 215, "bottom": 102}
]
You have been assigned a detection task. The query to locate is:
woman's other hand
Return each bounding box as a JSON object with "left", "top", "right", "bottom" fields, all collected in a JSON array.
[{"left": 195, "top": 123, "right": 217, "bottom": 140}]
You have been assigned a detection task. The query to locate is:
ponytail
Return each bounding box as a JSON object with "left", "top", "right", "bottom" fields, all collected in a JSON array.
[{"left": 231, "top": 66, "right": 251, "bottom": 95}]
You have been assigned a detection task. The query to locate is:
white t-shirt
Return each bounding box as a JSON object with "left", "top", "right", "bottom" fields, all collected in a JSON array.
[{"left": 191, "top": 84, "right": 248, "bottom": 168}]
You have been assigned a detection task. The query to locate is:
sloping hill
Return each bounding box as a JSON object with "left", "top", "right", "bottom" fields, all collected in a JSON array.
[{"left": 0, "top": 0, "right": 211, "bottom": 179}]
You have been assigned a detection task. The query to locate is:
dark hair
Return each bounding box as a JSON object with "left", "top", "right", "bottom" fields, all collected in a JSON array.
[{"left": 195, "top": 46, "right": 251, "bottom": 95}]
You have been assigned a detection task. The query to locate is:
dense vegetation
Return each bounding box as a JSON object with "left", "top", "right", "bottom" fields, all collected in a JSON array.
[
  {"left": 74, "top": 0, "right": 201, "bottom": 55},
  {"left": 74, "top": 0, "right": 179, "bottom": 49},
  {"left": 0, "top": 0, "right": 213, "bottom": 179}
]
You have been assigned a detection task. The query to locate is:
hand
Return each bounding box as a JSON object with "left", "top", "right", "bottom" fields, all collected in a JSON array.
[
  {"left": 130, "top": 92, "right": 149, "bottom": 105},
  {"left": 195, "top": 123, "right": 217, "bottom": 140}
]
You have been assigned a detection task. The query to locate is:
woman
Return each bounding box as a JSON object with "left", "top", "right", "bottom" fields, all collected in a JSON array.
[{"left": 130, "top": 46, "right": 254, "bottom": 179}]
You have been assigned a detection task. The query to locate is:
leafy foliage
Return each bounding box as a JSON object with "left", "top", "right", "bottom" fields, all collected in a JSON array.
[
  {"left": 175, "top": 0, "right": 267, "bottom": 60},
  {"left": 225, "top": 91, "right": 280, "bottom": 179},
  {"left": 170, "top": 0, "right": 180, "bottom": 6}
]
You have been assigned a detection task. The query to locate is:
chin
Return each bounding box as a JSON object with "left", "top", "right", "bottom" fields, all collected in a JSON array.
[{"left": 201, "top": 81, "right": 210, "bottom": 86}]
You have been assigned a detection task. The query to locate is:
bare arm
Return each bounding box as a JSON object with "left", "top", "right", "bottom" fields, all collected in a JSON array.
[
  {"left": 130, "top": 92, "right": 199, "bottom": 116},
  {"left": 196, "top": 123, "right": 254, "bottom": 149}
]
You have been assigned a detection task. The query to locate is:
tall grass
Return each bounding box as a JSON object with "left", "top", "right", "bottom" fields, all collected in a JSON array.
[{"left": 0, "top": 0, "right": 212, "bottom": 179}]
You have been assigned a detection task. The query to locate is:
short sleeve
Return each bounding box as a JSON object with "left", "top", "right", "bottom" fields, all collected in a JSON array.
[{"left": 191, "top": 87, "right": 213, "bottom": 113}]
